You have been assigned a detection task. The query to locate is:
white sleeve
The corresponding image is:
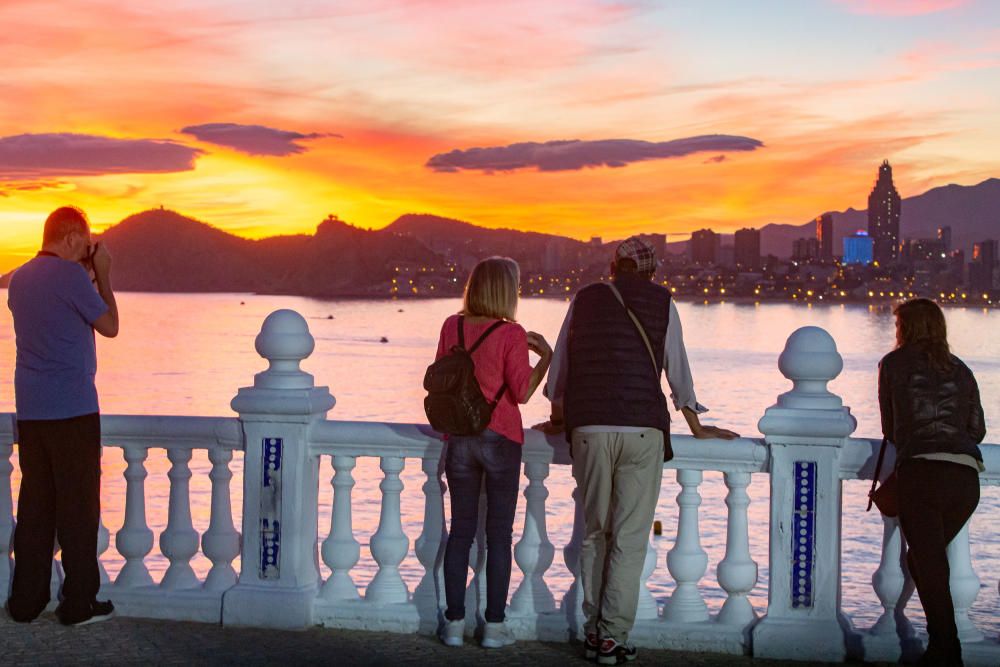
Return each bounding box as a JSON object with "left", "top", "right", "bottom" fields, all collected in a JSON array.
[
  {"left": 664, "top": 300, "right": 708, "bottom": 413},
  {"left": 543, "top": 300, "right": 574, "bottom": 408}
]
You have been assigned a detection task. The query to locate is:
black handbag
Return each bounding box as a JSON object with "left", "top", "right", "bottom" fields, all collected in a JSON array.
[{"left": 867, "top": 436, "right": 899, "bottom": 518}]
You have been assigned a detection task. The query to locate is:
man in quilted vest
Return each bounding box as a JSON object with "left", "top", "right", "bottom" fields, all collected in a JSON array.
[{"left": 538, "top": 236, "right": 737, "bottom": 665}]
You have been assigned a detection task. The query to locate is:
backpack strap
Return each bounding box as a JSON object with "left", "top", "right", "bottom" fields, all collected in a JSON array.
[
  {"left": 466, "top": 320, "right": 507, "bottom": 354},
  {"left": 457, "top": 316, "right": 509, "bottom": 404},
  {"left": 867, "top": 436, "right": 890, "bottom": 512}
]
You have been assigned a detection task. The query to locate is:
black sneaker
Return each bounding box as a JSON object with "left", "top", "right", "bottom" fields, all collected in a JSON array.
[
  {"left": 597, "top": 637, "right": 637, "bottom": 665},
  {"left": 584, "top": 632, "right": 600, "bottom": 660},
  {"left": 57, "top": 600, "right": 115, "bottom": 626}
]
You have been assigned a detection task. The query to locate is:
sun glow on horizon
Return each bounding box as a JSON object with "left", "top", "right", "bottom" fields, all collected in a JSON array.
[{"left": 1, "top": 0, "right": 998, "bottom": 272}]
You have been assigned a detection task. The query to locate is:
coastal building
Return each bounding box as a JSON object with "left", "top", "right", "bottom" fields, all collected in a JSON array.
[
  {"left": 867, "top": 160, "right": 902, "bottom": 265},
  {"left": 734, "top": 227, "right": 761, "bottom": 269},
  {"left": 638, "top": 233, "right": 667, "bottom": 261},
  {"left": 816, "top": 213, "right": 833, "bottom": 259},
  {"left": 690, "top": 228, "right": 719, "bottom": 265},
  {"left": 843, "top": 230, "right": 874, "bottom": 265},
  {"left": 970, "top": 239, "right": 998, "bottom": 292},
  {"left": 938, "top": 225, "right": 952, "bottom": 251},
  {"left": 792, "top": 237, "right": 820, "bottom": 262}
]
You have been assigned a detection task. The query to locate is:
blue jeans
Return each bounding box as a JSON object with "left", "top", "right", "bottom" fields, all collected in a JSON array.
[{"left": 443, "top": 430, "right": 522, "bottom": 623}]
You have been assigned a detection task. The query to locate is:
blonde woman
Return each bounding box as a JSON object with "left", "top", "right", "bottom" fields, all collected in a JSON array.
[{"left": 434, "top": 257, "right": 551, "bottom": 648}]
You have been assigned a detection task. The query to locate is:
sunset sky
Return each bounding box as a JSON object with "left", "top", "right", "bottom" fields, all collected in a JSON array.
[{"left": 1, "top": 0, "right": 998, "bottom": 271}]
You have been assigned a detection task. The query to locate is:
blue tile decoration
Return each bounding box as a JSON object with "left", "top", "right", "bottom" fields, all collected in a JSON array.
[
  {"left": 262, "top": 437, "right": 282, "bottom": 488},
  {"left": 260, "top": 438, "right": 283, "bottom": 579},
  {"left": 791, "top": 460, "right": 816, "bottom": 608}
]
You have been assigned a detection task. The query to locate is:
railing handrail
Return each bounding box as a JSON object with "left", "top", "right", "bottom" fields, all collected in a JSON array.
[
  {"left": 6, "top": 411, "right": 997, "bottom": 483},
  {"left": 0, "top": 413, "right": 241, "bottom": 451},
  {"left": 840, "top": 436, "right": 1000, "bottom": 486}
]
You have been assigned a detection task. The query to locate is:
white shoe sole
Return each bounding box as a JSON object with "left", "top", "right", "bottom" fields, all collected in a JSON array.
[
  {"left": 441, "top": 635, "right": 463, "bottom": 647},
  {"left": 67, "top": 611, "right": 115, "bottom": 626}
]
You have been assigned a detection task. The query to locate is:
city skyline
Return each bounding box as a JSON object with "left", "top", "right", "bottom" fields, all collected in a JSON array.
[{"left": 1, "top": 1, "right": 999, "bottom": 273}]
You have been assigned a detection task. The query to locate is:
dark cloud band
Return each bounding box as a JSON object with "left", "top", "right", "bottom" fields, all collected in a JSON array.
[
  {"left": 0, "top": 133, "right": 202, "bottom": 179},
  {"left": 180, "top": 122, "right": 337, "bottom": 156},
  {"left": 426, "top": 135, "right": 764, "bottom": 173}
]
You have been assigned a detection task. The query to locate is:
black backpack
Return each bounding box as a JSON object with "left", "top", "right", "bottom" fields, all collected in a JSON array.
[{"left": 423, "top": 316, "right": 508, "bottom": 435}]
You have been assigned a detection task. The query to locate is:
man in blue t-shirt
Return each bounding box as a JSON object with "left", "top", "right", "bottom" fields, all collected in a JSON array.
[{"left": 6, "top": 206, "right": 119, "bottom": 625}]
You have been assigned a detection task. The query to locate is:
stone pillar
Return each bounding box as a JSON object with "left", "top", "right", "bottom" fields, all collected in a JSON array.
[
  {"left": 752, "top": 327, "right": 857, "bottom": 662},
  {"left": 222, "top": 310, "right": 335, "bottom": 629}
]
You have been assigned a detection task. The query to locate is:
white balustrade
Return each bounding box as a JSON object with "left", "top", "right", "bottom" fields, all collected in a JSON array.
[
  {"left": 159, "top": 448, "right": 200, "bottom": 590},
  {"left": 413, "top": 451, "right": 446, "bottom": 624},
  {"left": 202, "top": 447, "right": 239, "bottom": 591},
  {"left": 321, "top": 455, "right": 361, "bottom": 601},
  {"left": 116, "top": 447, "right": 153, "bottom": 587},
  {"left": 366, "top": 456, "right": 409, "bottom": 605},
  {"left": 947, "top": 521, "right": 983, "bottom": 642},
  {"left": 716, "top": 471, "right": 758, "bottom": 626},
  {"left": 2, "top": 310, "right": 999, "bottom": 666},
  {"left": 663, "top": 468, "right": 709, "bottom": 622},
  {"left": 635, "top": 539, "right": 659, "bottom": 620},
  {"left": 510, "top": 457, "right": 555, "bottom": 616},
  {"left": 561, "top": 484, "right": 586, "bottom": 635},
  {"left": 862, "top": 515, "right": 918, "bottom": 662},
  {"left": 97, "top": 515, "right": 111, "bottom": 584}
]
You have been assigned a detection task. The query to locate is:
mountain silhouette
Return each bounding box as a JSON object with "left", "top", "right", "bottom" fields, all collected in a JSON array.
[{"left": 2, "top": 177, "right": 997, "bottom": 294}]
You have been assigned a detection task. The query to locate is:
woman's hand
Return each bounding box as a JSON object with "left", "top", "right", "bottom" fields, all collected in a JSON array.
[{"left": 526, "top": 331, "right": 552, "bottom": 359}]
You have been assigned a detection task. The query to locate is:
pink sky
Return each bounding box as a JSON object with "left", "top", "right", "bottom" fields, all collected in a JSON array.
[{"left": 1, "top": 0, "right": 998, "bottom": 271}]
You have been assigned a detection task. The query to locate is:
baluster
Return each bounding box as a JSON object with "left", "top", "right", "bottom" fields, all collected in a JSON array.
[
  {"left": 366, "top": 456, "right": 409, "bottom": 604},
  {"left": 97, "top": 516, "right": 111, "bottom": 585},
  {"left": 862, "top": 515, "right": 918, "bottom": 661},
  {"left": 716, "top": 471, "right": 758, "bottom": 626},
  {"left": 464, "top": 483, "right": 489, "bottom": 626},
  {"left": 663, "top": 469, "right": 709, "bottom": 622},
  {"left": 115, "top": 447, "right": 154, "bottom": 587},
  {"left": 321, "top": 455, "right": 361, "bottom": 601},
  {"left": 0, "top": 442, "right": 13, "bottom": 599},
  {"left": 511, "top": 458, "right": 555, "bottom": 615},
  {"left": 947, "top": 520, "right": 983, "bottom": 642},
  {"left": 159, "top": 448, "right": 200, "bottom": 589},
  {"left": 202, "top": 447, "right": 240, "bottom": 591},
  {"left": 561, "top": 484, "right": 586, "bottom": 636},
  {"left": 635, "top": 539, "right": 659, "bottom": 620},
  {"left": 413, "top": 451, "right": 446, "bottom": 620}
]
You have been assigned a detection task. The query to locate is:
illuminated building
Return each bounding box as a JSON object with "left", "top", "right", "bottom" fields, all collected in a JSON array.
[{"left": 867, "top": 160, "right": 902, "bottom": 265}]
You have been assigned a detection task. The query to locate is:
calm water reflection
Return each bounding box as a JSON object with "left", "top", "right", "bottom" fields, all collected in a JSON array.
[{"left": 0, "top": 292, "right": 996, "bottom": 635}]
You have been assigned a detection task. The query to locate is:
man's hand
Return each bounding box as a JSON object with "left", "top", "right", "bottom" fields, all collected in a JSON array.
[
  {"left": 681, "top": 406, "right": 739, "bottom": 440},
  {"left": 690, "top": 423, "right": 740, "bottom": 440},
  {"left": 91, "top": 242, "right": 112, "bottom": 280},
  {"left": 532, "top": 419, "right": 564, "bottom": 435}
]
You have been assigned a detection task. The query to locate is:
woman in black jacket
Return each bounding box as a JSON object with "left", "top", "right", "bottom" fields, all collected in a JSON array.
[{"left": 878, "top": 298, "right": 985, "bottom": 667}]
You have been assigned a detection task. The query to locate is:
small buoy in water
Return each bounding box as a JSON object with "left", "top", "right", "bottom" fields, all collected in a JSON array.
[
  {"left": 653, "top": 520, "right": 662, "bottom": 536},
  {"left": 380, "top": 336, "right": 389, "bottom": 343},
  {"left": 398, "top": 308, "right": 404, "bottom": 312},
  {"left": 240, "top": 301, "right": 245, "bottom": 305},
  {"left": 327, "top": 315, "right": 334, "bottom": 319}
]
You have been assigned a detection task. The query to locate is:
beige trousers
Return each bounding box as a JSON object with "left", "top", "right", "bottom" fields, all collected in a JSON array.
[{"left": 571, "top": 428, "right": 664, "bottom": 644}]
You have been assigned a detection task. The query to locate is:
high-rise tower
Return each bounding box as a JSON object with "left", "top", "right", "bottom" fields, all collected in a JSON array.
[
  {"left": 867, "top": 160, "right": 902, "bottom": 265},
  {"left": 816, "top": 213, "right": 833, "bottom": 260}
]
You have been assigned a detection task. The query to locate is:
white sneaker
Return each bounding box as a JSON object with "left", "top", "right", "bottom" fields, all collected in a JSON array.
[
  {"left": 440, "top": 618, "right": 464, "bottom": 647},
  {"left": 481, "top": 621, "right": 515, "bottom": 648}
]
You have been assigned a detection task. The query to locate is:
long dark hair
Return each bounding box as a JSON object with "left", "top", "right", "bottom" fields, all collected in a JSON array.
[{"left": 894, "top": 298, "right": 952, "bottom": 370}]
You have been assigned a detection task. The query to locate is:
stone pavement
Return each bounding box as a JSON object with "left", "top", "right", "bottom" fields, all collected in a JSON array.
[{"left": 0, "top": 613, "right": 869, "bottom": 666}]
